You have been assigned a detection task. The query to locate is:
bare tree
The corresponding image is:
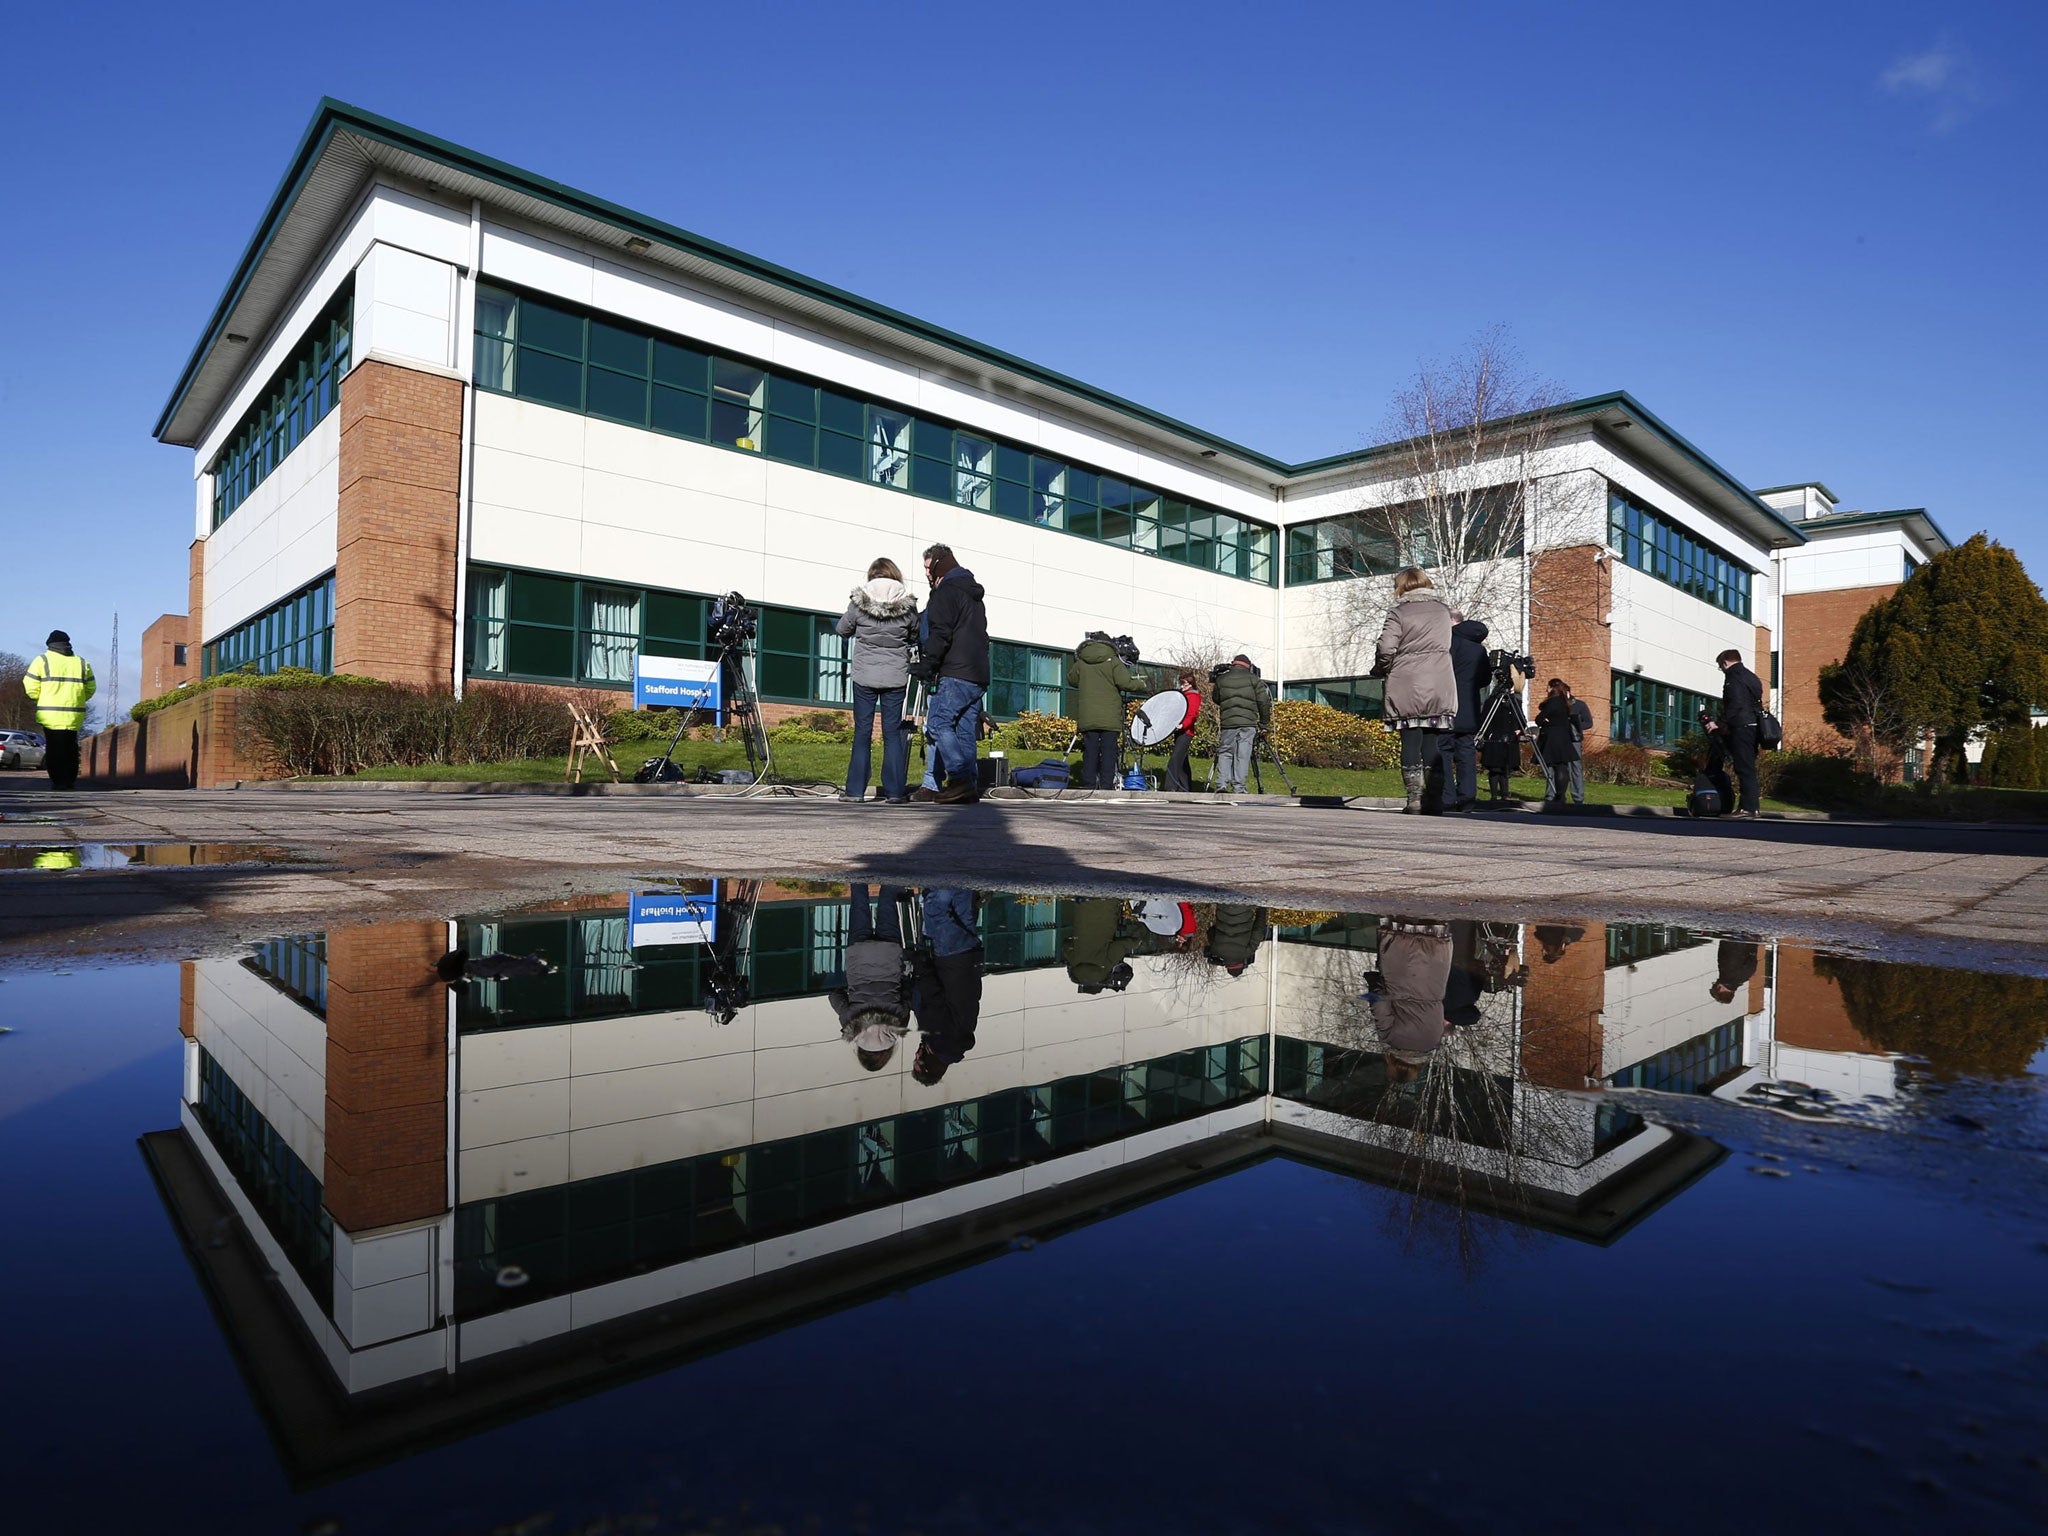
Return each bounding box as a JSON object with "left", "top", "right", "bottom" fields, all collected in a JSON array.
[
  {"left": 1320, "top": 327, "right": 1595, "bottom": 669},
  {"left": 0, "top": 652, "right": 34, "bottom": 733},
  {"left": 1818, "top": 659, "right": 1914, "bottom": 780}
]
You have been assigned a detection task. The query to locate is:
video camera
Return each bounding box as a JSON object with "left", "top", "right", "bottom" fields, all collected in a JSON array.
[
  {"left": 1488, "top": 647, "right": 1535, "bottom": 684},
  {"left": 708, "top": 592, "right": 757, "bottom": 652},
  {"left": 1086, "top": 630, "right": 1141, "bottom": 668}
]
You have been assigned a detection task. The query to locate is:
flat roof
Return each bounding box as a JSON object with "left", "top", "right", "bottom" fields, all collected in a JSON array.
[
  {"left": 155, "top": 99, "right": 1803, "bottom": 548},
  {"left": 1792, "top": 506, "right": 1953, "bottom": 555}
]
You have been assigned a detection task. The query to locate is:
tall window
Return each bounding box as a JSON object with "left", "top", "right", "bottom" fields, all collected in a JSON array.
[
  {"left": 583, "top": 586, "right": 642, "bottom": 684},
  {"left": 989, "top": 642, "right": 1070, "bottom": 719},
  {"left": 1608, "top": 671, "right": 1716, "bottom": 749},
  {"left": 209, "top": 288, "right": 354, "bottom": 528},
  {"left": 203, "top": 574, "right": 334, "bottom": 678},
  {"left": 1607, "top": 488, "right": 1751, "bottom": 619},
  {"left": 473, "top": 284, "right": 1277, "bottom": 584}
]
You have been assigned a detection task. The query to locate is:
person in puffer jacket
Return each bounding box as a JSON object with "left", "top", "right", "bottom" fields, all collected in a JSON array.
[
  {"left": 831, "top": 884, "right": 912, "bottom": 1069},
  {"left": 1211, "top": 655, "right": 1271, "bottom": 793},
  {"left": 835, "top": 558, "right": 920, "bottom": 802}
]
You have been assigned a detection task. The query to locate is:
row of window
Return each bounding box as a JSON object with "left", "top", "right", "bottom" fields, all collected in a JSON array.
[
  {"left": 465, "top": 564, "right": 1075, "bottom": 716},
  {"left": 1608, "top": 671, "right": 1717, "bottom": 750},
  {"left": 194, "top": 1048, "right": 333, "bottom": 1306},
  {"left": 1282, "top": 489, "right": 1522, "bottom": 586},
  {"left": 474, "top": 285, "right": 1278, "bottom": 584},
  {"left": 1607, "top": 488, "right": 1752, "bottom": 620},
  {"left": 1282, "top": 676, "right": 1383, "bottom": 718},
  {"left": 203, "top": 574, "right": 335, "bottom": 679},
  {"left": 209, "top": 289, "right": 354, "bottom": 529}
]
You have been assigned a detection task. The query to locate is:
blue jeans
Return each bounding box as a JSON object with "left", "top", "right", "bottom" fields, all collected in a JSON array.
[
  {"left": 849, "top": 884, "right": 906, "bottom": 944},
  {"left": 847, "top": 684, "right": 908, "bottom": 800},
  {"left": 927, "top": 678, "right": 984, "bottom": 787}
]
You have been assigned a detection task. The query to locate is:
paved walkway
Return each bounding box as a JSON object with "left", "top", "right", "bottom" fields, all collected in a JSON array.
[{"left": 4, "top": 785, "right": 2047, "bottom": 970}]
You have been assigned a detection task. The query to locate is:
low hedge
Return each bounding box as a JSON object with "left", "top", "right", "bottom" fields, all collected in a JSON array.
[
  {"left": 129, "top": 666, "right": 388, "bottom": 721},
  {"left": 237, "top": 680, "right": 601, "bottom": 777}
]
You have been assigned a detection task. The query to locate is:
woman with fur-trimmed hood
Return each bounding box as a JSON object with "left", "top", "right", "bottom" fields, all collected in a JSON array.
[{"left": 836, "top": 558, "right": 921, "bottom": 802}]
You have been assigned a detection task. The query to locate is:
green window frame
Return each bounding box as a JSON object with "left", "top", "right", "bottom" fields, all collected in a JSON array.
[
  {"left": 472, "top": 284, "right": 1278, "bottom": 585},
  {"left": 1282, "top": 490, "right": 1521, "bottom": 587},
  {"left": 989, "top": 641, "right": 1070, "bottom": 719},
  {"left": 202, "top": 574, "right": 335, "bottom": 679},
  {"left": 1282, "top": 676, "right": 1383, "bottom": 718},
  {"left": 1608, "top": 670, "right": 1716, "bottom": 749},
  {"left": 1607, "top": 487, "right": 1752, "bottom": 620},
  {"left": 208, "top": 288, "right": 354, "bottom": 528}
]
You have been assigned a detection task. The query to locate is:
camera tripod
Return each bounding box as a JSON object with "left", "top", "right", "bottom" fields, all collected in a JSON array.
[{"left": 636, "top": 638, "right": 773, "bottom": 785}]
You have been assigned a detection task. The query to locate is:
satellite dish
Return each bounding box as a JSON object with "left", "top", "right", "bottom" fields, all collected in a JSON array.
[
  {"left": 1129, "top": 690, "right": 1186, "bottom": 746},
  {"left": 1134, "top": 899, "right": 1197, "bottom": 938}
]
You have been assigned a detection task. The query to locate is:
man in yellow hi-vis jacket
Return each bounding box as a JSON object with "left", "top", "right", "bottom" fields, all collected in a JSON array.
[{"left": 23, "top": 629, "right": 95, "bottom": 790}]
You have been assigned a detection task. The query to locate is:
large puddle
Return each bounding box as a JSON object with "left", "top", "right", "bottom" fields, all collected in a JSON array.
[{"left": 5, "top": 881, "right": 2047, "bottom": 1533}]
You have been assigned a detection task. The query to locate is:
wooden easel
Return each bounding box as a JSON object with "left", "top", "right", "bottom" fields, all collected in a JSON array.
[{"left": 565, "top": 701, "right": 621, "bottom": 784}]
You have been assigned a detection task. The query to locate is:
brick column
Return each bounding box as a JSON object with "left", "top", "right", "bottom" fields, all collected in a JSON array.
[
  {"left": 323, "top": 921, "right": 451, "bottom": 1232},
  {"left": 1520, "top": 921, "right": 1608, "bottom": 1089},
  {"left": 1780, "top": 584, "right": 1898, "bottom": 733},
  {"left": 1530, "top": 546, "right": 1614, "bottom": 752},
  {"left": 187, "top": 541, "right": 205, "bottom": 671},
  {"left": 1754, "top": 624, "right": 1774, "bottom": 709},
  {"left": 334, "top": 360, "right": 465, "bottom": 687}
]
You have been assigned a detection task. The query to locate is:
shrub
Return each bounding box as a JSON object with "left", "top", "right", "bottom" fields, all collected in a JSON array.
[
  {"left": 1266, "top": 699, "right": 1396, "bottom": 770},
  {"left": 768, "top": 708, "right": 853, "bottom": 746},
  {"left": 237, "top": 681, "right": 577, "bottom": 777},
  {"left": 1757, "top": 751, "right": 1877, "bottom": 807},
  {"left": 130, "top": 666, "right": 387, "bottom": 721},
  {"left": 992, "top": 710, "right": 1077, "bottom": 751},
  {"left": 1662, "top": 731, "right": 1709, "bottom": 780},
  {"left": 606, "top": 706, "right": 690, "bottom": 743},
  {"left": 1582, "top": 743, "right": 1659, "bottom": 785}
]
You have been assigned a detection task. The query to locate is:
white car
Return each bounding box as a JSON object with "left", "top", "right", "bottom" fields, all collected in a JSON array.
[{"left": 1, "top": 730, "right": 47, "bottom": 770}]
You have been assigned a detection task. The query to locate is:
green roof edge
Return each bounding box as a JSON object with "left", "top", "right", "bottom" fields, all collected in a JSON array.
[{"left": 153, "top": 99, "right": 1804, "bottom": 549}]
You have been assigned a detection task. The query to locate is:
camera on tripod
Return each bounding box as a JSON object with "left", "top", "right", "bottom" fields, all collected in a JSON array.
[
  {"left": 1488, "top": 647, "right": 1535, "bottom": 683},
  {"left": 1086, "top": 630, "right": 1141, "bottom": 668},
  {"left": 708, "top": 592, "right": 757, "bottom": 651}
]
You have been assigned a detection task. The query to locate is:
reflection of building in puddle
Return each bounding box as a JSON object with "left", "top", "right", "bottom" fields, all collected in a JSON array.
[{"left": 151, "top": 892, "right": 1837, "bottom": 1483}]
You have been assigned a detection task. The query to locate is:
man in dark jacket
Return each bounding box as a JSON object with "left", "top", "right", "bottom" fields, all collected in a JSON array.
[
  {"left": 1205, "top": 904, "right": 1269, "bottom": 976},
  {"left": 911, "top": 887, "right": 984, "bottom": 1084},
  {"left": 1707, "top": 647, "right": 1764, "bottom": 818},
  {"left": 1211, "top": 655, "right": 1270, "bottom": 793},
  {"left": 1063, "top": 898, "right": 1141, "bottom": 991},
  {"left": 1710, "top": 937, "right": 1760, "bottom": 1005},
  {"left": 1438, "top": 617, "right": 1490, "bottom": 813},
  {"left": 914, "top": 544, "right": 991, "bottom": 804},
  {"left": 1067, "top": 635, "right": 1144, "bottom": 788}
]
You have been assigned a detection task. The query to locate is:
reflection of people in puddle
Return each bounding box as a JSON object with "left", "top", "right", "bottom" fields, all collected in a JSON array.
[
  {"left": 1444, "top": 921, "right": 1488, "bottom": 1030},
  {"left": 1711, "top": 938, "right": 1759, "bottom": 1005},
  {"left": 1064, "top": 898, "right": 1140, "bottom": 994},
  {"left": 433, "top": 948, "right": 558, "bottom": 984},
  {"left": 833, "top": 884, "right": 912, "bottom": 1070},
  {"left": 1205, "top": 904, "right": 1269, "bottom": 977},
  {"left": 1367, "top": 919, "right": 1454, "bottom": 1080},
  {"left": 1532, "top": 922, "right": 1586, "bottom": 964},
  {"left": 32, "top": 849, "right": 82, "bottom": 871},
  {"left": 911, "top": 888, "right": 984, "bottom": 1085}
]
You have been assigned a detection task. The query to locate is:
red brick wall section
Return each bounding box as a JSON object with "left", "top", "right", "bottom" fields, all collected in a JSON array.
[
  {"left": 1780, "top": 584, "right": 1897, "bottom": 733},
  {"left": 140, "top": 613, "right": 193, "bottom": 700},
  {"left": 1530, "top": 546, "right": 1614, "bottom": 752},
  {"left": 188, "top": 540, "right": 204, "bottom": 677},
  {"left": 1754, "top": 624, "right": 1773, "bottom": 710},
  {"left": 1771, "top": 945, "right": 1878, "bottom": 1054},
  {"left": 323, "top": 921, "right": 451, "bottom": 1232},
  {"left": 334, "top": 361, "right": 464, "bottom": 687},
  {"left": 80, "top": 686, "right": 271, "bottom": 788},
  {"left": 1520, "top": 921, "right": 1608, "bottom": 1089}
]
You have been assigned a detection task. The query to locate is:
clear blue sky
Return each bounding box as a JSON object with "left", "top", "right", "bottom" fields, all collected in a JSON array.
[{"left": 3, "top": 0, "right": 2043, "bottom": 712}]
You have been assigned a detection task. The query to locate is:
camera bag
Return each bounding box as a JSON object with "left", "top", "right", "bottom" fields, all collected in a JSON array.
[{"left": 1688, "top": 772, "right": 1725, "bottom": 818}]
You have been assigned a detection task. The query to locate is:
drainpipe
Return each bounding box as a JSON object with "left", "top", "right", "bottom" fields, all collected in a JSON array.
[
  {"left": 451, "top": 198, "right": 482, "bottom": 698},
  {"left": 1273, "top": 483, "right": 1287, "bottom": 693}
]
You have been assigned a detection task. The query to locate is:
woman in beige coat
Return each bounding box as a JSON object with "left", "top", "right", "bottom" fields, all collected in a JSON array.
[{"left": 1373, "top": 567, "right": 1459, "bottom": 813}]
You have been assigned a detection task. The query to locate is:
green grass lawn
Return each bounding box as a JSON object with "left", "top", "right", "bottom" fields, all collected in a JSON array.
[{"left": 328, "top": 735, "right": 1765, "bottom": 809}]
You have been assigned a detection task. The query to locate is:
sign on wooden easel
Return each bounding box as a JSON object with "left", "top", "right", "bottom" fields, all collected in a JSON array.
[{"left": 565, "top": 702, "right": 621, "bottom": 785}]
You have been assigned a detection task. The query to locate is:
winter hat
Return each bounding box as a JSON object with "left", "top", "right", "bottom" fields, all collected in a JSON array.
[{"left": 47, "top": 630, "right": 70, "bottom": 646}]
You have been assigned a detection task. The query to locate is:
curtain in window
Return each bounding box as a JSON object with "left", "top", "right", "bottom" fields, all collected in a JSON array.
[
  {"left": 814, "top": 627, "right": 851, "bottom": 704},
  {"left": 475, "top": 573, "right": 509, "bottom": 675},
  {"left": 584, "top": 587, "right": 640, "bottom": 682},
  {"left": 576, "top": 917, "right": 633, "bottom": 1005}
]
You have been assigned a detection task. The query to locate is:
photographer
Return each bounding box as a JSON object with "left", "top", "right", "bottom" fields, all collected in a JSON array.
[
  {"left": 1707, "top": 646, "right": 1764, "bottom": 819},
  {"left": 1533, "top": 678, "right": 1593, "bottom": 805},
  {"left": 1068, "top": 632, "right": 1144, "bottom": 789},
  {"left": 1212, "top": 654, "right": 1270, "bottom": 793}
]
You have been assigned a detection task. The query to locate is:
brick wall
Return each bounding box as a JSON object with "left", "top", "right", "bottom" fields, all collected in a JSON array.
[
  {"left": 1519, "top": 921, "right": 1608, "bottom": 1089},
  {"left": 1780, "top": 583, "right": 1896, "bottom": 732},
  {"left": 335, "top": 360, "right": 464, "bottom": 687},
  {"left": 1530, "top": 546, "right": 1614, "bottom": 752},
  {"left": 323, "top": 921, "right": 451, "bottom": 1232},
  {"left": 140, "top": 612, "right": 193, "bottom": 700},
  {"left": 81, "top": 685, "right": 270, "bottom": 788},
  {"left": 1771, "top": 945, "right": 1877, "bottom": 1054},
  {"left": 1753, "top": 624, "right": 1773, "bottom": 709},
  {"left": 188, "top": 540, "right": 204, "bottom": 674}
]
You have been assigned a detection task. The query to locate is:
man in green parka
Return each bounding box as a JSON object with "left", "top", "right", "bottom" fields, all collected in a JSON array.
[{"left": 1066, "top": 633, "right": 1144, "bottom": 789}]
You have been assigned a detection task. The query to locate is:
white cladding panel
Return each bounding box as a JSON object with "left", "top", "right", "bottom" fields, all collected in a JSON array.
[
  {"left": 201, "top": 412, "right": 341, "bottom": 641},
  {"left": 1778, "top": 529, "right": 1915, "bottom": 595},
  {"left": 355, "top": 241, "right": 459, "bottom": 373},
  {"left": 1607, "top": 563, "right": 1756, "bottom": 701},
  {"left": 1600, "top": 944, "right": 1741, "bottom": 1076},
  {"left": 468, "top": 393, "right": 1278, "bottom": 661},
  {"left": 186, "top": 957, "right": 329, "bottom": 1172}
]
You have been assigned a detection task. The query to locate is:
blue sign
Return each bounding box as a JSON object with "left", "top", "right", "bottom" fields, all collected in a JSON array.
[
  {"left": 633, "top": 654, "right": 721, "bottom": 710},
  {"left": 629, "top": 885, "right": 719, "bottom": 948}
]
